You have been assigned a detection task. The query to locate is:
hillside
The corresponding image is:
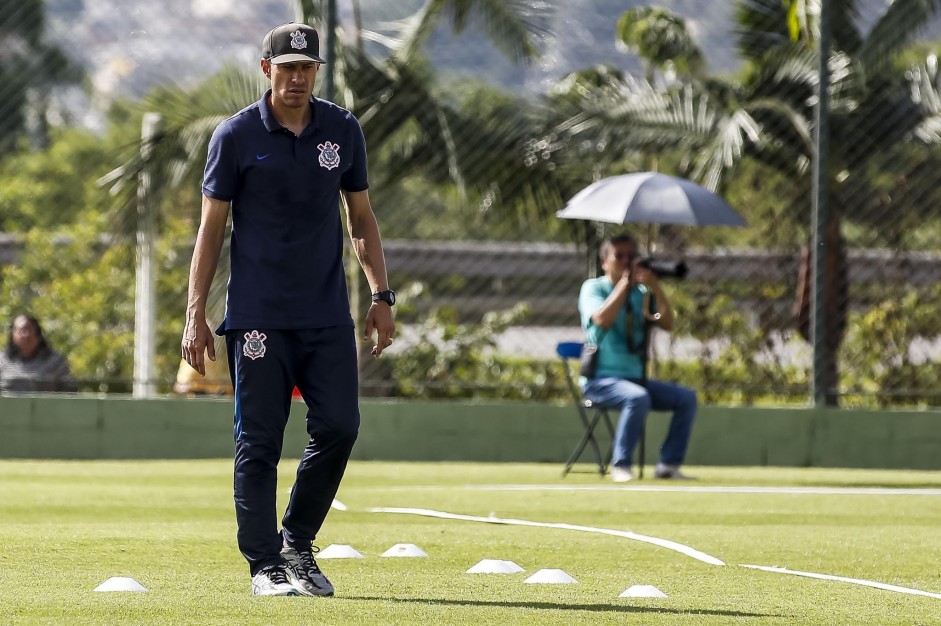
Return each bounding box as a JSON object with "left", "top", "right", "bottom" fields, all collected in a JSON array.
[{"left": 41, "top": 0, "right": 940, "bottom": 108}]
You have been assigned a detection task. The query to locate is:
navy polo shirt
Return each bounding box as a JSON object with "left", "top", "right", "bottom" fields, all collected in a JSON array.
[{"left": 203, "top": 90, "right": 369, "bottom": 332}]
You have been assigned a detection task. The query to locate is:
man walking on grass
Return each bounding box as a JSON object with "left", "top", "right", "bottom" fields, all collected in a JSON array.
[{"left": 181, "top": 22, "right": 396, "bottom": 596}]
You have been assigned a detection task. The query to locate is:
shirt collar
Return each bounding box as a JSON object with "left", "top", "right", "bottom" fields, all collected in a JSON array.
[{"left": 259, "top": 89, "right": 320, "bottom": 134}]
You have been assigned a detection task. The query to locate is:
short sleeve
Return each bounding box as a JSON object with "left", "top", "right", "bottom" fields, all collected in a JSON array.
[
  {"left": 578, "top": 280, "right": 606, "bottom": 331},
  {"left": 202, "top": 123, "right": 239, "bottom": 201},
  {"left": 340, "top": 117, "right": 369, "bottom": 192}
]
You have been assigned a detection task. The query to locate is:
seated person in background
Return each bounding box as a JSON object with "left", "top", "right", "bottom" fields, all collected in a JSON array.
[
  {"left": 173, "top": 341, "right": 295, "bottom": 398},
  {"left": 174, "top": 339, "right": 233, "bottom": 396},
  {"left": 578, "top": 234, "right": 697, "bottom": 482},
  {"left": 0, "top": 314, "right": 77, "bottom": 394}
]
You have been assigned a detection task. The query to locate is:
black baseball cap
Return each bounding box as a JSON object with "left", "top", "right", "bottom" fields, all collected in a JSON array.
[{"left": 262, "top": 23, "right": 326, "bottom": 64}]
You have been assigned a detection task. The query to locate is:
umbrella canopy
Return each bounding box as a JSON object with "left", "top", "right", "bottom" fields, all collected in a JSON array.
[{"left": 557, "top": 172, "right": 746, "bottom": 227}]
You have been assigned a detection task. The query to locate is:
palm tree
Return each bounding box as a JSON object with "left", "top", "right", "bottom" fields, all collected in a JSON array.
[
  {"left": 549, "top": 0, "right": 941, "bottom": 404},
  {"left": 731, "top": 0, "right": 941, "bottom": 405},
  {"left": 615, "top": 6, "right": 705, "bottom": 84}
]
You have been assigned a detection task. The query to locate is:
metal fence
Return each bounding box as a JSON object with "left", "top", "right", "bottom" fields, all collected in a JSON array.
[{"left": 2, "top": 0, "right": 941, "bottom": 407}]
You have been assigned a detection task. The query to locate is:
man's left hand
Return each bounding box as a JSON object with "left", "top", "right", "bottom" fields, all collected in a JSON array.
[
  {"left": 630, "top": 260, "right": 656, "bottom": 288},
  {"left": 365, "top": 303, "right": 396, "bottom": 357}
]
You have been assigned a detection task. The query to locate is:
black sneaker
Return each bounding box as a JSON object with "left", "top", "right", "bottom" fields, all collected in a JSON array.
[
  {"left": 251, "top": 563, "right": 299, "bottom": 596},
  {"left": 281, "top": 545, "right": 335, "bottom": 597},
  {"left": 654, "top": 464, "right": 696, "bottom": 480}
]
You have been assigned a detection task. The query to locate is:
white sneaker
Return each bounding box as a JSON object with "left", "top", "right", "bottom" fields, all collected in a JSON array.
[
  {"left": 281, "top": 545, "right": 334, "bottom": 597},
  {"left": 654, "top": 464, "right": 696, "bottom": 480},
  {"left": 610, "top": 466, "right": 634, "bottom": 483},
  {"left": 251, "top": 564, "right": 300, "bottom": 596}
]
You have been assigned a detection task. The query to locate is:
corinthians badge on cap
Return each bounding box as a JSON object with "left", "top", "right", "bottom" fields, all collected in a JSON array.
[{"left": 290, "top": 29, "right": 307, "bottom": 50}]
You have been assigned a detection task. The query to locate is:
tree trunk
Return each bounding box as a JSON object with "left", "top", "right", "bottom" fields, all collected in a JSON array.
[{"left": 795, "top": 217, "right": 848, "bottom": 406}]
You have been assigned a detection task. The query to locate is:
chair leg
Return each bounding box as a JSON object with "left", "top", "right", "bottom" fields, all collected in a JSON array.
[
  {"left": 562, "top": 411, "right": 606, "bottom": 477},
  {"left": 637, "top": 415, "right": 646, "bottom": 479},
  {"left": 562, "top": 401, "right": 594, "bottom": 477},
  {"left": 601, "top": 409, "right": 615, "bottom": 474},
  {"left": 590, "top": 426, "right": 606, "bottom": 477}
]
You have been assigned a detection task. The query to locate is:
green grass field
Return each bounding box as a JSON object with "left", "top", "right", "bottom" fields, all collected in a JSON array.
[{"left": 2, "top": 460, "right": 940, "bottom": 625}]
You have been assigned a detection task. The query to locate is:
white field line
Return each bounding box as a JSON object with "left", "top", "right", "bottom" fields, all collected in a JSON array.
[
  {"left": 377, "top": 484, "right": 941, "bottom": 496},
  {"left": 365, "top": 506, "right": 941, "bottom": 600},
  {"left": 366, "top": 506, "right": 725, "bottom": 566},
  {"left": 741, "top": 565, "right": 941, "bottom": 600}
]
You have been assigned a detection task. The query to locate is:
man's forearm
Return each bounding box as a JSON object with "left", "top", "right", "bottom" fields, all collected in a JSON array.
[
  {"left": 347, "top": 203, "right": 389, "bottom": 293},
  {"left": 344, "top": 189, "right": 391, "bottom": 297},
  {"left": 186, "top": 237, "right": 223, "bottom": 322},
  {"left": 186, "top": 198, "right": 229, "bottom": 321},
  {"left": 592, "top": 277, "right": 631, "bottom": 328}
]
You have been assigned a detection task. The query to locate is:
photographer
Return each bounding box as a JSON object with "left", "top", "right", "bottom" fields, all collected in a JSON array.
[{"left": 577, "top": 234, "right": 697, "bottom": 482}]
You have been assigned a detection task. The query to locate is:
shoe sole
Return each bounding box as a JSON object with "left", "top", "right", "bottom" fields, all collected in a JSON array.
[{"left": 252, "top": 589, "right": 301, "bottom": 597}]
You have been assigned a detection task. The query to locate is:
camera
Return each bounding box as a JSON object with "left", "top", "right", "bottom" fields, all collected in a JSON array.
[{"left": 637, "top": 257, "right": 689, "bottom": 280}]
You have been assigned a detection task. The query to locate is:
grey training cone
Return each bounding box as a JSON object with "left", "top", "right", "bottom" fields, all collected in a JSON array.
[{"left": 557, "top": 172, "right": 746, "bottom": 227}]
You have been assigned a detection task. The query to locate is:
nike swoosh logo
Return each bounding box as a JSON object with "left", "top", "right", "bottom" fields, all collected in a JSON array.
[{"left": 256, "top": 154, "right": 270, "bottom": 160}]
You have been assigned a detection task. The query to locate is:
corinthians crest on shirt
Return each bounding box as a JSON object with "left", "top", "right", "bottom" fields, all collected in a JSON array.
[
  {"left": 317, "top": 141, "right": 340, "bottom": 170},
  {"left": 243, "top": 330, "right": 267, "bottom": 360}
]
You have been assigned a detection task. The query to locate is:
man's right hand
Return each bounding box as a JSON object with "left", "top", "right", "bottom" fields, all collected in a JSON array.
[{"left": 181, "top": 315, "right": 216, "bottom": 376}]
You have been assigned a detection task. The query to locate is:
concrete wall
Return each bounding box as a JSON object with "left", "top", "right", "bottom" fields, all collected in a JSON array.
[{"left": 1, "top": 395, "right": 940, "bottom": 469}]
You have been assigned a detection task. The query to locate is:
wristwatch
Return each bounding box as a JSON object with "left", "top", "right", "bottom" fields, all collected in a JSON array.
[{"left": 371, "top": 289, "right": 396, "bottom": 306}]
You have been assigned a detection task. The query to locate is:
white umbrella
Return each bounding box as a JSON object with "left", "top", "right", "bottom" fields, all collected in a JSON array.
[{"left": 557, "top": 172, "right": 746, "bottom": 227}]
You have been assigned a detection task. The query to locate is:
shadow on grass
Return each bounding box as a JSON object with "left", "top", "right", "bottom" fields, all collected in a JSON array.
[
  {"left": 344, "top": 595, "right": 777, "bottom": 618},
  {"left": 826, "top": 482, "right": 941, "bottom": 490}
]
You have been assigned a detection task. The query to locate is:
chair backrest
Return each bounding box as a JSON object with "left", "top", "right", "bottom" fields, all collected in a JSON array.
[
  {"left": 556, "top": 341, "right": 586, "bottom": 404},
  {"left": 556, "top": 341, "right": 583, "bottom": 360}
]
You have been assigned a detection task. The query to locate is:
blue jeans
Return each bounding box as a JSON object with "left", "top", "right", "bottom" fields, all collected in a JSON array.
[{"left": 582, "top": 377, "right": 697, "bottom": 468}]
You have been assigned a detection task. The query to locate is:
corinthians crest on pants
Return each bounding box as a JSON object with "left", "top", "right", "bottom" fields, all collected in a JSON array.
[
  {"left": 243, "top": 330, "right": 267, "bottom": 360},
  {"left": 317, "top": 141, "right": 340, "bottom": 170}
]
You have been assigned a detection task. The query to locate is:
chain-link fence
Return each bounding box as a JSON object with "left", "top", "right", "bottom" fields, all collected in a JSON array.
[{"left": 2, "top": 0, "right": 941, "bottom": 407}]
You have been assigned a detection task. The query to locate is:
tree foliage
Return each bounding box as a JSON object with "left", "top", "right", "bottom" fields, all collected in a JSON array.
[
  {"left": 0, "top": 0, "right": 81, "bottom": 151},
  {"left": 0, "top": 129, "right": 114, "bottom": 232},
  {"left": 616, "top": 6, "right": 705, "bottom": 82}
]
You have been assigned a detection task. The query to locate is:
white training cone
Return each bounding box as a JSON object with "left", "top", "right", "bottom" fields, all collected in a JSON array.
[
  {"left": 331, "top": 499, "right": 348, "bottom": 511},
  {"left": 317, "top": 544, "right": 365, "bottom": 559},
  {"left": 619, "top": 584, "right": 668, "bottom": 598},
  {"left": 466, "top": 559, "right": 525, "bottom": 574},
  {"left": 523, "top": 569, "right": 577, "bottom": 584},
  {"left": 381, "top": 543, "right": 428, "bottom": 557},
  {"left": 93, "top": 577, "right": 148, "bottom": 592}
]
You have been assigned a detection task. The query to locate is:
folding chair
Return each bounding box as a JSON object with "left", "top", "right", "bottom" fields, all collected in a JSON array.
[{"left": 556, "top": 341, "right": 615, "bottom": 477}]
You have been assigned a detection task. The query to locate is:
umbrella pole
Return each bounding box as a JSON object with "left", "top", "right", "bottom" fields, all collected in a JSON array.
[
  {"left": 645, "top": 223, "right": 655, "bottom": 256},
  {"left": 638, "top": 320, "right": 653, "bottom": 479},
  {"left": 643, "top": 223, "right": 658, "bottom": 382}
]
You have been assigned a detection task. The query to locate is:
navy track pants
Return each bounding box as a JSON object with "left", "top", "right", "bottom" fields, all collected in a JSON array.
[{"left": 225, "top": 326, "right": 359, "bottom": 575}]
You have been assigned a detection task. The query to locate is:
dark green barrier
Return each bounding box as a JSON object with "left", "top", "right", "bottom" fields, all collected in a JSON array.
[{"left": 1, "top": 396, "right": 939, "bottom": 469}]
